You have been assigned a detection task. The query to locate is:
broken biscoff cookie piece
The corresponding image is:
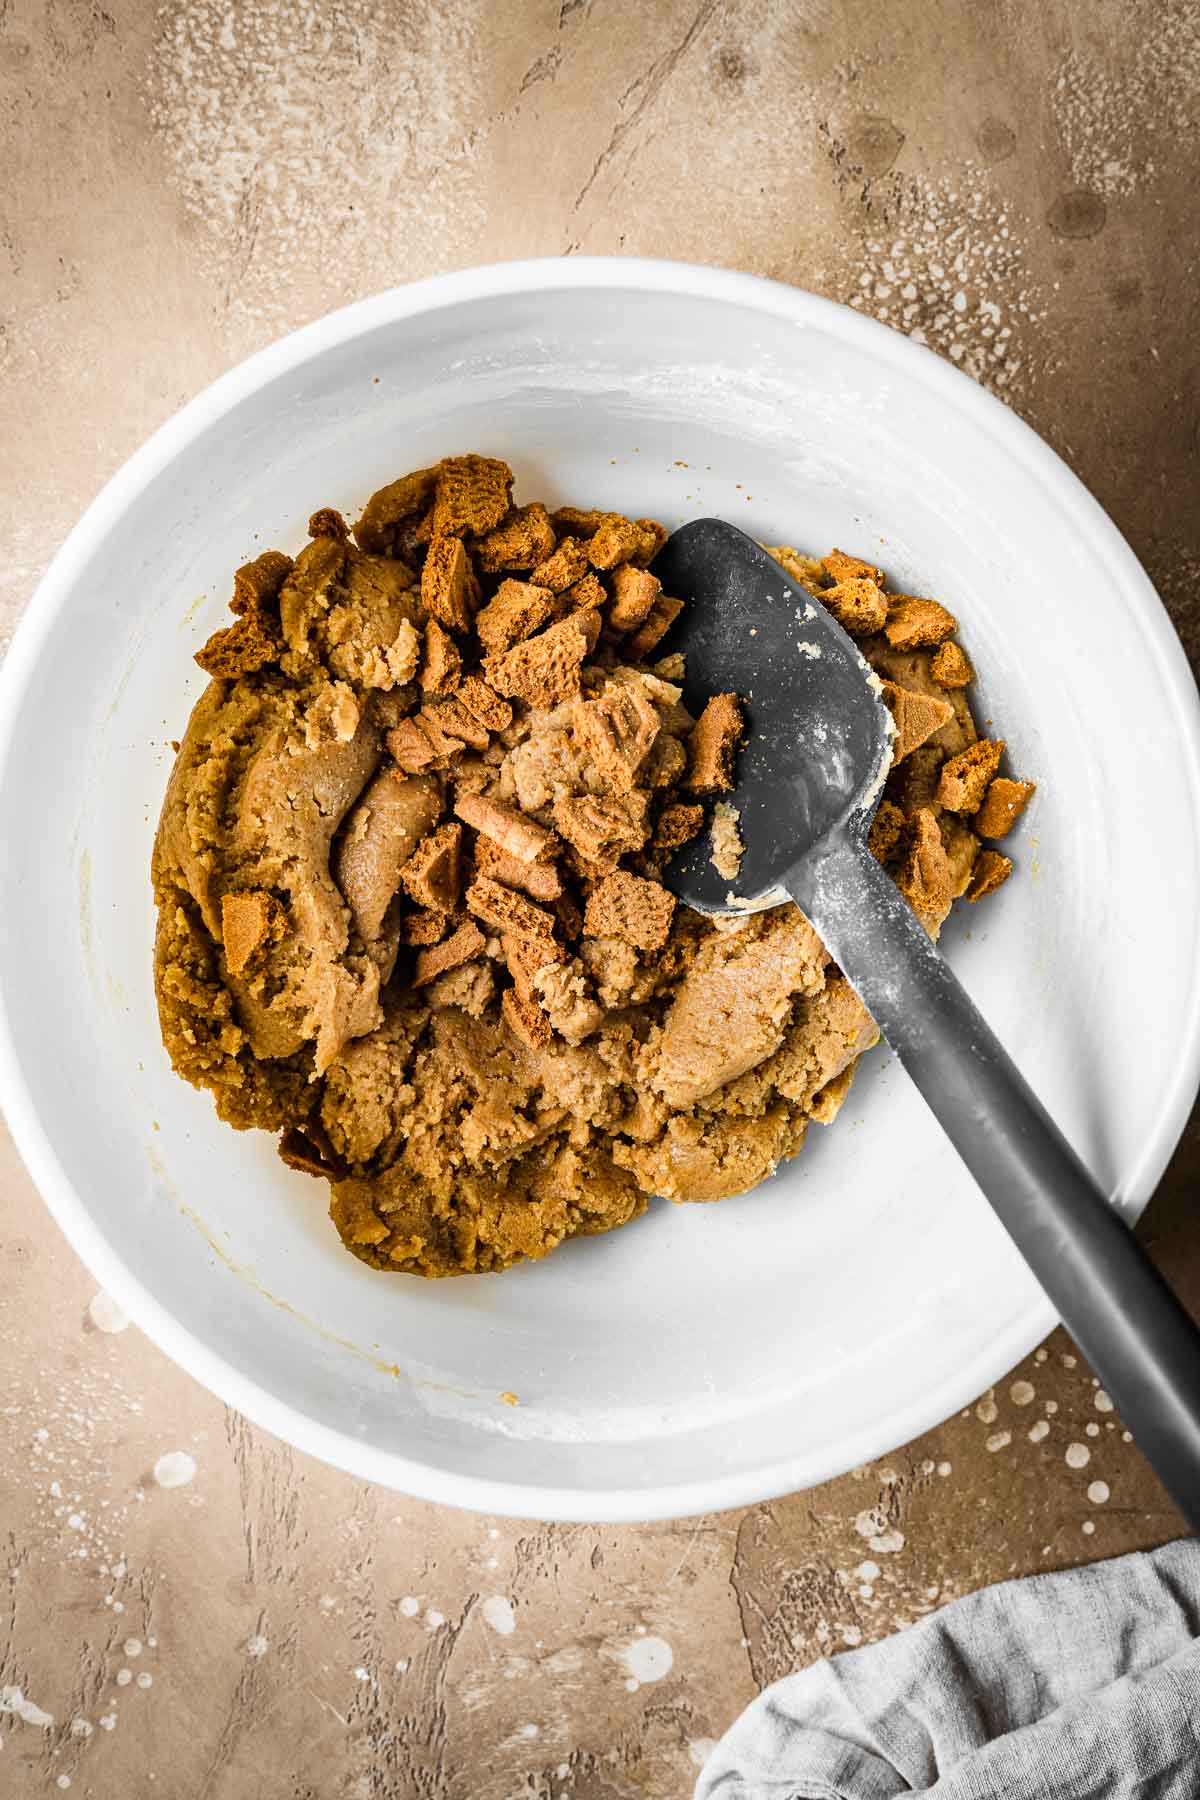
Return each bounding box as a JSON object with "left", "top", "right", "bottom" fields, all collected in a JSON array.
[
  {"left": 156, "top": 473, "right": 1032, "bottom": 1280},
  {"left": 975, "top": 776, "right": 1036, "bottom": 839}
]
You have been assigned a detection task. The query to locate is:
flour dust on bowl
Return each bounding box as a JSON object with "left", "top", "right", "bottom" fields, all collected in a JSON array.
[{"left": 0, "top": 260, "right": 1197, "bottom": 1522}]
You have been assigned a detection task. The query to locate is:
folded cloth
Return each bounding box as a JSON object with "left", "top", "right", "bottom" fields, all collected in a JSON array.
[{"left": 696, "top": 1539, "right": 1200, "bottom": 1799}]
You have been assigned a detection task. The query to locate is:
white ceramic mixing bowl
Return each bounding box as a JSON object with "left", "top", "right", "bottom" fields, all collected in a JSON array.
[{"left": 2, "top": 260, "right": 1198, "bottom": 1521}]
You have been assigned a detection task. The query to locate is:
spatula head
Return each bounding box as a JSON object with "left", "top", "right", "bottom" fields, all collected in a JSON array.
[{"left": 651, "top": 519, "right": 894, "bottom": 915}]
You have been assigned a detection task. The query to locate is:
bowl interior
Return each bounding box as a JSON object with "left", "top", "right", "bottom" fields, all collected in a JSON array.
[{"left": 2, "top": 270, "right": 1198, "bottom": 1518}]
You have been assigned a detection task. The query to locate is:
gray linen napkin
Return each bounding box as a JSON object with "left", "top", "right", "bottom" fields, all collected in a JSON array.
[{"left": 696, "top": 1539, "right": 1200, "bottom": 1799}]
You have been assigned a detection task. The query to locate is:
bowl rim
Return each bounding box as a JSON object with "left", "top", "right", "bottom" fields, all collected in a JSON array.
[{"left": 2, "top": 256, "right": 1199, "bottom": 1522}]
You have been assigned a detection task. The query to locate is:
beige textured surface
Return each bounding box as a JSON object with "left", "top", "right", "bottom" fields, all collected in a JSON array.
[{"left": 2, "top": 1, "right": 1199, "bottom": 1793}]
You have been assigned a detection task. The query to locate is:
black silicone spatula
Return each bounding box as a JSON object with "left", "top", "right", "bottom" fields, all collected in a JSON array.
[{"left": 653, "top": 518, "right": 1200, "bottom": 1529}]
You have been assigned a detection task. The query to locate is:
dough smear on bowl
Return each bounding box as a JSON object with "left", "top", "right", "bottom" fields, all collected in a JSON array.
[{"left": 152, "top": 458, "right": 1035, "bottom": 1276}]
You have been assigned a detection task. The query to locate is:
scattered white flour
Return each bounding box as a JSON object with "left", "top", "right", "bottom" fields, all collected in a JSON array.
[
  {"left": 0, "top": 1685, "right": 54, "bottom": 1729},
  {"left": 145, "top": 0, "right": 487, "bottom": 335},
  {"left": 1051, "top": 14, "right": 1200, "bottom": 200},
  {"left": 87, "top": 1291, "right": 130, "bottom": 1334},
  {"left": 1065, "top": 1443, "right": 1091, "bottom": 1470},
  {"left": 399, "top": 1596, "right": 420, "bottom": 1617},
  {"left": 115, "top": 1670, "right": 132, "bottom": 1688},
  {"left": 245, "top": 1634, "right": 270, "bottom": 1660},
  {"left": 425, "top": 1609, "right": 445, "bottom": 1630},
  {"left": 519, "top": 1723, "right": 539, "bottom": 1739},
  {"left": 854, "top": 1560, "right": 881, "bottom": 1583},
  {"left": 853, "top": 1510, "right": 905, "bottom": 1554},
  {"left": 1010, "top": 1380, "right": 1036, "bottom": 1407},
  {"left": 617, "top": 1635, "right": 674, "bottom": 1687},
  {"left": 846, "top": 171, "right": 1045, "bottom": 392},
  {"left": 123, "top": 1638, "right": 143, "bottom": 1658},
  {"left": 136, "top": 1673, "right": 153, "bottom": 1690},
  {"left": 152, "top": 1450, "right": 196, "bottom": 1488},
  {"left": 481, "top": 1595, "right": 516, "bottom": 1637}
]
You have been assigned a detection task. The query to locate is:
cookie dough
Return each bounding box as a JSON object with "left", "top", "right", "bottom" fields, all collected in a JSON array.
[{"left": 153, "top": 471, "right": 1033, "bottom": 1277}]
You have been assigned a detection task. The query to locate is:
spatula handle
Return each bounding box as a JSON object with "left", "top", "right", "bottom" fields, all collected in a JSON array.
[{"left": 787, "top": 828, "right": 1200, "bottom": 1531}]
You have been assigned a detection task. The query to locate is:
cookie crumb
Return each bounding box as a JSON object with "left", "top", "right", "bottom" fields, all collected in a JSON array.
[
  {"left": 685, "top": 693, "right": 744, "bottom": 794},
  {"left": 553, "top": 793, "right": 651, "bottom": 871},
  {"left": 476, "top": 503, "right": 557, "bottom": 573},
  {"left": 279, "top": 1125, "right": 343, "bottom": 1179},
  {"left": 307, "top": 507, "right": 349, "bottom": 542},
  {"left": 430, "top": 454, "right": 513, "bottom": 539},
  {"left": 475, "top": 579, "right": 556, "bottom": 655},
  {"left": 608, "top": 564, "right": 661, "bottom": 633},
  {"left": 583, "top": 871, "right": 676, "bottom": 951},
  {"left": 868, "top": 799, "right": 906, "bottom": 865},
  {"left": 475, "top": 836, "right": 563, "bottom": 901},
  {"left": 587, "top": 515, "right": 663, "bottom": 570},
  {"left": 354, "top": 467, "right": 437, "bottom": 554},
  {"left": 881, "top": 680, "right": 955, "bottom": 761},
  {"left": 401, "top": 823, "right": 463, "bottom": 912},
  {"left": 221, "top": 890, "right": 284, "bottom": 974},
  {"left": 456, "top": 677, "right": 513, "bottom": 731},
  {"left": 823, "top": 547, "right": 885, "bottom": 586},
  {"left": 895, "top": 808, "right": 954, "bottom": 935},
  {"left": 501, "top": 985, "right": 554, "bottom": 1049},
  {"left": 574, "top": 677, "right": 661, "bottom": 794},
  {"left": 710, "top": 802, "right": 745, "bottom": 880},
  {"left": 531, "top": 536, "right": 591, "bottom": 594},
  {"left": 401, "top": 909, "right": 451, "bottom": 946},
  {"left": 822, "top": 577, "right": 888, "bottom": 635},
  {"left": 938, "top": 739, "right": 1005, "bottom": 813},
  {"left": 975, "top": 777, "right": 1036, "bottom": 838},
  {"left": 628, "top": 594, "right": 683, "bottom": 658},
  {"left": 884, "top": 596, "right": 958, "bottom": 649},
  {"left": 931, "top": 641, "right": 973, "bottom": 688},
  {"left": 653, "top": 802, "right": 705, "bottom": 850},
  {"left": 488, "top": 615, "right": 595, "bottom": 708},
  {"left": 412, "top": 920, "right": 487, "bottom": 985},
  {"left": 466, "top": 876, "right": 563, "bottom": 957},
  {"left": 421, "top": 534, "right": 479, "bottom": 633},
  {"left": 387, "top": 718, "right": 439, "bottom": 772},
  {"left": 230, "top": 549, "right": 294, "bottom": 615},
  {"left": 419, "top": 620, "right": 462, "bottom": 695},
  {"left": 967, "top": 848, "right": 1014, "bottom": 901},
  {"left": 456, "top": 795, "right": 558, "bottom": 866},
  {"left": 195, "top": 609, "right": 280, "bottom": 677}
]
